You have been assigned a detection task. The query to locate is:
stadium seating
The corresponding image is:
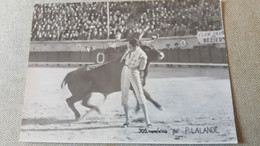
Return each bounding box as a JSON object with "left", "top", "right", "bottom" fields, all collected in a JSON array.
[{"left": 31, "top": 0, "right": 222, "bottom": 41}]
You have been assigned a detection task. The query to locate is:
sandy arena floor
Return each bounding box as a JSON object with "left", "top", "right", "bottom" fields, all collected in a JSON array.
[{"left": 20, "top": 67, "right": 237, "bottom": 144}]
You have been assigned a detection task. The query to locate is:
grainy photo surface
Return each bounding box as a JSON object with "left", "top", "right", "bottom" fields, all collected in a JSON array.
[{"left": 20, "top": 0, "right": 237, "bottom": 144}]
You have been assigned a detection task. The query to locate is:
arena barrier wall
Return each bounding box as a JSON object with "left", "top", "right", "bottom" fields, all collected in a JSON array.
[{"left": 29, "top": 36, "right": 227, "bottom": 67}]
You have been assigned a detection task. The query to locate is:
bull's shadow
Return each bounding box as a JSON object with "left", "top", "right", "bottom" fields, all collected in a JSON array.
[
  {"left": 21, "top": 118, "right": 75, "bottom": 126},
  {"left": 21, "top": 125, "right": 122, "bottom": 132},
  {"left": 21, "top": 118, "right": 144, "bottom": 132}
]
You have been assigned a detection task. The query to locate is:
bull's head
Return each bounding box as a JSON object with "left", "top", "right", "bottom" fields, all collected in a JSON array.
[
  {"left": 140, "top": 42, "right": 164, "bottom": 63},
  {"left": 126, "top": 32, "right": 164, "bottom": 62},
  {"left": 124, "top": 33, "right": 164, "bottom": 66}
]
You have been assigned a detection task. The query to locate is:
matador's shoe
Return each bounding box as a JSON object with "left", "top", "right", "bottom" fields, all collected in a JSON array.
[{"left": 147, "top": 124, "right": 152, "bottom": 128}]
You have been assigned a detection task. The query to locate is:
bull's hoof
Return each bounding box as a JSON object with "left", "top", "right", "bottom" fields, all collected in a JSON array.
[
  {"left": 156, "top": 105, "right": 162, "bottom": 111},
  {"left": 95, "top": 108, "right": 101, "bottom": 114},
  {"left": 135, "top": 106, "right": 141, "bottom": 113},
  {"left": 75, "top": 115, "right": 81, "bottom": 121},
  {"left": 123, "top": 122, "right": 129, "bottom": 128}
]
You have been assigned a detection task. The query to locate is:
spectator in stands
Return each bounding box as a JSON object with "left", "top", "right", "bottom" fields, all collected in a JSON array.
[{"left": 31, "top": 0, "right": 222, "bottom": 41}]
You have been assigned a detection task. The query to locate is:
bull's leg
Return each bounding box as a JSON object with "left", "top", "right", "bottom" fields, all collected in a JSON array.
[
  {"left": 143, "top": 89, "right": 162, "bottom": 110},
  {"left": 66, "top": 96, "right": 81, "bottom": 120},
  {"left": 103, "top": 94, "right": 108, "bottom": 102},
  {"left": 132, "top": 89, "right": 141, "bottom": 113},
  {"left": 81, "top": 94, "right": 101, "bottom": 114}
]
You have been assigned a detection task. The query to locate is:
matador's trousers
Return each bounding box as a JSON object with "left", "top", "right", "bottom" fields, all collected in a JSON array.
[{"left": 121, "top": 66, "right": 146, "bottom": 105}]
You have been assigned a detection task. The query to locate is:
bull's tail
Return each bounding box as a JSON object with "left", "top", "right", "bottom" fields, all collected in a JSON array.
[
  {"left": 103, "top": 95, "right": 108, "bottom": 102},
  {"left": 61, "top": 74, "right": 69, "bottom": 88}
]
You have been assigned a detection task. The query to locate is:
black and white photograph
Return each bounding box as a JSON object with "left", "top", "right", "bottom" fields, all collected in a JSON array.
[{"left": 20, "top": 0, "right": 237, "bottom": 144}]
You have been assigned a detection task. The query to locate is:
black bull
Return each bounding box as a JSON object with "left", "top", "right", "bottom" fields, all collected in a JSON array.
[{"left": 61, "top": 44, "right": 164, "bottom": 120}]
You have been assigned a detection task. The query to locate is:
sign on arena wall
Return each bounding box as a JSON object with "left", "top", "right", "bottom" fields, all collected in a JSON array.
[{"left": 197, "top": 30, "right": 225, "bottom": 44}]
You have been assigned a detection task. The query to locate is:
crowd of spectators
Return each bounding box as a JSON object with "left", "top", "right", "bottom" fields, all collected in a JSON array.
[{"left": 31, "top": 0, "right": 222, "bottom": 41}]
